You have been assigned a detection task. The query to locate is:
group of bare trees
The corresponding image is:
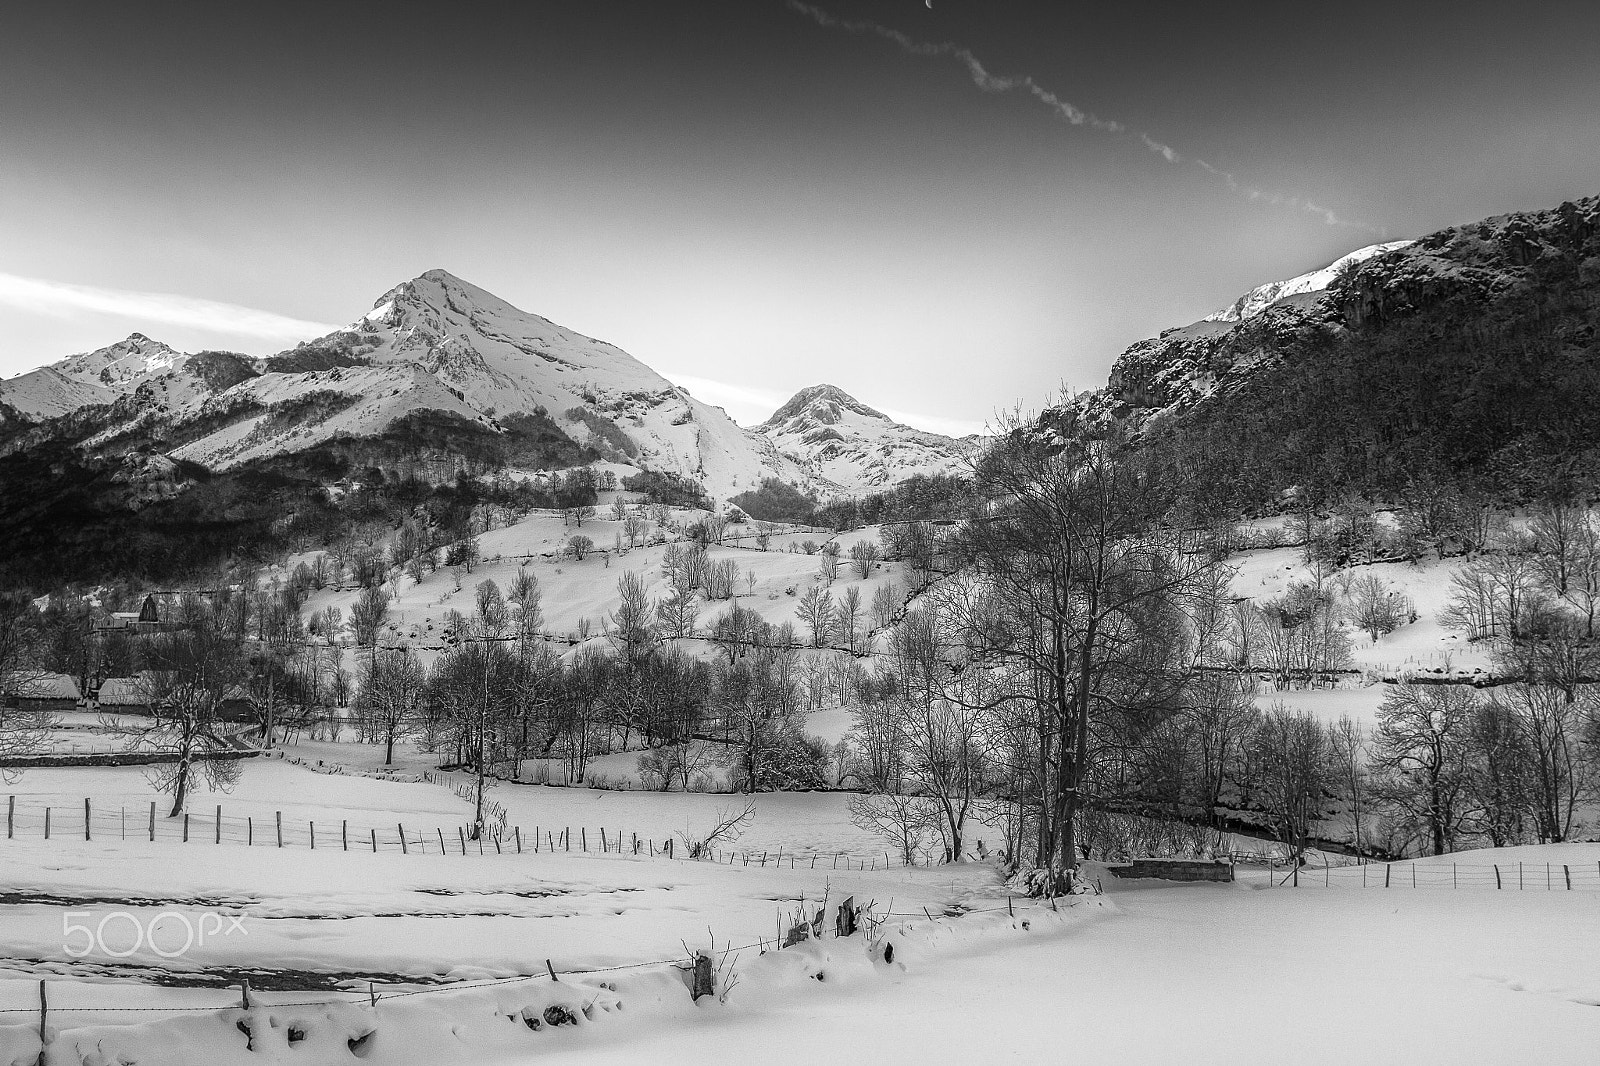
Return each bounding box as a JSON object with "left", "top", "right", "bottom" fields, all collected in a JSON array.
[{"left": 353, "top": 570, "right": 831, "bottom": 822}]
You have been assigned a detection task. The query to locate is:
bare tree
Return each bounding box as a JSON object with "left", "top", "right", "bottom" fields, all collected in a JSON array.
[
  {"left": 849, "top": 539, "right": 882, "bottom": 579},
  {"left": 678, "top": 799, "right": 757, "bottom": 859},
  {"left": 796, "top": 586, "right": 835, "bottom": 647},
  {"left": 1372, "top": 684, "right": 1477, "bottom": 855}
]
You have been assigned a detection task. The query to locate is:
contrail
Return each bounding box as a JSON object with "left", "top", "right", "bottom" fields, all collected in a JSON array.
[
  {"left": 0, "top": 272, "right": 339, "bottom": 342},
  {"left": 785, "top": 2, "right": 1384, "bottom": 235}
]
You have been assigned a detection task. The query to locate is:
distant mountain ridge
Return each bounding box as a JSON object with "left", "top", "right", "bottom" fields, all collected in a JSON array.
[{"left": 0, "top": 270, "right": 841, "bottom": 501}]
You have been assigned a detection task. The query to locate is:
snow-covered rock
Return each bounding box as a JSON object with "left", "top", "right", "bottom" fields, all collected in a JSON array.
[
  {"left": 1202, "top": 241, "right": 1413, "bottom": 323},
  {"left": 756, "top": 384, "right": 978, "bottom": 494}
]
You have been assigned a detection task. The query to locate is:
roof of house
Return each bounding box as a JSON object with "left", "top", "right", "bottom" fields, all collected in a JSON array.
[
  {"left": 95, "top": 677, "right": 148, "bottom": 704},
  {"left": 5, "top": 672, "right": 82, "bottom": 700}
]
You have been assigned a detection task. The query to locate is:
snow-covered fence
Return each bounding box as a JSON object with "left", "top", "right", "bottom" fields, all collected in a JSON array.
[{"left": 0, "top": 877, "right": 1099, "bottom": 1064}]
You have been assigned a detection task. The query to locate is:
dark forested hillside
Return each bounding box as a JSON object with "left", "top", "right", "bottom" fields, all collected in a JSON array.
[{"left": 1055, "top": 196, "right": 1600, "bottom": 517}]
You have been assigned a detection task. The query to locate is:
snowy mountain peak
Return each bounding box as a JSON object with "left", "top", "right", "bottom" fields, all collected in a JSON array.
[
  {"left": 305, "top": 270, "right": 815, "bottom": 498},
  {"left": 757, "top": 383, "right": 976, "bottom": 494},
  {"left": 759, "top": 384, "right": 889, "bottom": 430},
  {"left": 1203, "top": 240, "right": 1414, "bottom": 324},
  {"left": 56, "top": 333, "right": 188, "bottom": 390}
]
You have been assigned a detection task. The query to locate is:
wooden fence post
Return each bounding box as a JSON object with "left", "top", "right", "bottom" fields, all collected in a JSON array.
[
  {"left": 343, "top": 820, "right": 348, "bottom": 851},
  {"left": 37, "top": 979, "right": 47, "bottom": 1064},
  {"left": 149, "top": 802, "right": 156, "bottom": 842},
  {"left": 459, "top": 827, "right": 467, "bottom": 854},
  {"left": 1384, "top": 864, "right": 1391, "bottom": 888},
  {"left": 438, "top": 828, "right": 445, "bottom": 853},
  {"left": 275, "top": 811, "right": 283, "bottom": 848},
  {"left": 1564, "top": 864, "right": 1572, "bottom": 890},
  {"left": 7, "top": 795, "right": 12, "bottom": 838},
  {"left": 688, "top": 952, "right": 714, "bottom": 1001},
  {"left": 398, "top": 824, "right": 407, "bottom": 855},
  {"left": 216, "top": 806, "right": 222, "bottom": 844},
  {"left": 182, "top": 813, "right": 189, "bottom": 843},
  {"left": 515, "top": 826, "right": 522, "bottom": 853},
  {"left": 581, "top": 827, "right": 586, "bottom": 852},
  {"left": 310, "top": 822, "right": 315, "bottom": 849},
  {"left": 600, "top": 828, "right": 607, "bottom": 851},
  {"left": 248, "top": 816, "right": 253, "bottom": 846},
  {"left": 370, "top": 828, "right": 378, "bottom": 852},
  {"left": 85, "top": 799, "right": 91, "bottom": 841},
  {"left": 44, "top": 808, "right": 50, "bottom": 839},
  {"left": 1494, "top": 864, "right": 1502, "bottom": 889}
]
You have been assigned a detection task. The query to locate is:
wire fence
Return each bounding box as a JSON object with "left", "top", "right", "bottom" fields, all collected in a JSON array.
[
  {"left": 1265, "top": 858, "right": 1600, "bottom": 891},
  {"left": 0, "top": 791, "right": 939, "bottom": 871}
]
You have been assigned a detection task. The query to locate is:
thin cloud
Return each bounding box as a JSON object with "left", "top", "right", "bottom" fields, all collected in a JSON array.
[
  {"left": 0, "top": 272, "right": 338, "bottom": 341},
  {"left": 786, "top": 2, "right": 1385, "bottom": 236},
  {"left": 664, "top": 371, "right": 788, "bottom": 417}
]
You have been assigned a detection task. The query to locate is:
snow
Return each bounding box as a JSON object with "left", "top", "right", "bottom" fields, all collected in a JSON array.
[
  {"left": 757, "top": 384, "right": 977, "bottom": 494},
  {"left": 1204, "top": 240, "right": 1415, "bottom": 323},
  {"left": 304, "top": 269, "right": 820, "bottom": 500}
]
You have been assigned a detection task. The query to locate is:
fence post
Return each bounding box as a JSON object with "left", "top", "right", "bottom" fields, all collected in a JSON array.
[
  {"left": 216, "top": 806, "right": 222, "bottom": 844},
  {"left": 398, "top": 824, "right": 407, "bottom": 855},
  {"left": 85, "top": 798, "right": 91, "bottom": 841},
  {"left": 581, "top": 827, "right": 586, "bottom": 852},
  {"left": 1519, "top": 862, "right": 1523, "bottom": 890},
  {"left": 183, "top": 813, "right": 189, "bottom": 843},
  {"left": 310, "top": 821, "right": 315, "bottom": 850},
  {"left": 1411, "top": 864, "right": 1416, "bottom": 888},
  {"left": 44, "top": 807, "right": 50, "bottom": 840},
  {"left": 275, "top": 811, "right": 283, "bottom": 848},
  {"left": 371, "top": 828, "right": 377, "bottom": 852},
  {"left": 149, "top": 802, "right": 156, "bottom": 842},
  {"left": 248, "top": 816, "right": 253, "bottom": 846},
  {"left": 438, "top": 828, "right": 445, "bottom": 853},
  {"left": 600, "top": 828, "right": 607, "bottom": 851},
  {"left": 1384, "top": 864, "right": 1391, "bottom": 888},
  {"left": 459, "top": 827, "right": 467, "bottom": 854},
  {"left": 1565, "top": 864, "right": 1572, "bottom": 890},
  {"left": 1494, "top": 864, "right": 1501, "bottom": 889},
  {"left": 7, "top": 795, "right": 12, "bottom": 838},
  {"left": 1547, "top": 863, "right": 1552, "bottom": 891},
  {"left": 37, "top": 979, "right": 47, "bottom": 1064},
  {"left": 343, "top": 820, "right": 349, "bottom": 851}
]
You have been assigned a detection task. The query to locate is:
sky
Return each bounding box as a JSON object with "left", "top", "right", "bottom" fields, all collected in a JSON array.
[{"left": 3, "top": 1, "right": 1599, "bottom": 435}]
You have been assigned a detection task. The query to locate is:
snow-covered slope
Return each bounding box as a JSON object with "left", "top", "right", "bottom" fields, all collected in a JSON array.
[
  {"left": 756, "top": 384, "right": 977, "bottom": 494},
  {"left": 296, "top": 270, "right": 816, "bottom": 499},
  {"left": 160, "top": 364, "right": 492, "bottom": 471},
  {"left": 0, "top": 366, "right": 117, "bottom": 423},
  {"left": 1203, "top": 241, "right": 1413, "bottom": 323}
]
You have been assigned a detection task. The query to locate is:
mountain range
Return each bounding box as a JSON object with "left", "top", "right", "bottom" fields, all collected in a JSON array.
[{"left": 0, "top": 271, "right": 974, "bottom": 500}]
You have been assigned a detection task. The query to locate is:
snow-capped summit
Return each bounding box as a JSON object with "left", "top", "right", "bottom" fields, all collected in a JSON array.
[
  {"left": 757, "top": 383, "right": 977, "bottom": 494},
  {"left": 295, "top": 269, "right": 813, "bottom": 499},
  {"left": 56, "top": 333, "right": 190, "bottom": 391}
]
